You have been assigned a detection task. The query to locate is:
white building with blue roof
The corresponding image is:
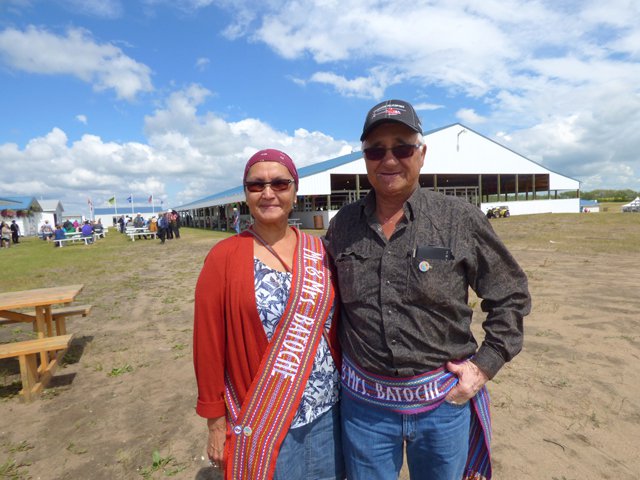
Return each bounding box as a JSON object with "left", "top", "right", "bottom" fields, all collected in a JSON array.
[
  {"left": 175, "top": 123, "right": 580, "bottom": 230},
  {"left": 0, "top": 196, "right": 43, "bottom": 236}
]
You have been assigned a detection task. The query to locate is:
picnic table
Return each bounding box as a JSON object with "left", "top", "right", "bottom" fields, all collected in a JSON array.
[
  {"left": 53, "top": 231, "right": 95, "bottom": 246},
  {"left": 0, "top": 285, "right": 87, "bottom": 401},
  {"left": 125, "top": 227, "right": 156, "bottom": 241}
]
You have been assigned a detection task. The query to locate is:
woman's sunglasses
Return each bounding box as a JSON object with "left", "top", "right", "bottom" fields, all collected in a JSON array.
[
  {"left": 362, "top": 144, "right": 422, "bottom": 161},
  {"left": 244, "top": 179, "right": 294, "bottom": 193}
]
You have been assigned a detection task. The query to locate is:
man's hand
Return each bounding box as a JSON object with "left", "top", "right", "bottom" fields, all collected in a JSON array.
[
  {"left": 445, "top": 360, "right": 489, "bottom": 404},
  {"left": 207, "top": 417, "right": 226, "bottom": 470}
]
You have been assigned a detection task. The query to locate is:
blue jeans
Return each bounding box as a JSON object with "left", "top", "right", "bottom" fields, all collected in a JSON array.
[
  {"left": 274, "top": 404, "right": 345, "bottom": 480},
  {"left": 341, "top": 394, "right": 470, "bottom": 480}
]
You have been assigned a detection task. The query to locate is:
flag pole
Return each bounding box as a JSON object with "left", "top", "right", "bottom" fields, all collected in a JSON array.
[
  {"left": 130, "top": 194, "right": 134, "bottom": 215},
  {"left": 151, "top": 195, "right": 155, "bottom": 215},
  {"left": 114, "top": 195, "right": 119, "bottom": 216}
]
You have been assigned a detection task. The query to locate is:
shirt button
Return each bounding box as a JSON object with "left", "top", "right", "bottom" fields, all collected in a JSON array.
[{"left": 391, "top": 339, "right": 397, "bottom": 345}]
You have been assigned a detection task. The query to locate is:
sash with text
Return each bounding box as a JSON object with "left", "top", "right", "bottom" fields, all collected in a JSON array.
[{"left": 224, "top": 232, "right": 334, "bottom": 480}]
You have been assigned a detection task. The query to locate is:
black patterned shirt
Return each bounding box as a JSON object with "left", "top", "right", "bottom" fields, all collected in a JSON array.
[{"left": 325, "top": 188, "right": 531, "bottom": 379}]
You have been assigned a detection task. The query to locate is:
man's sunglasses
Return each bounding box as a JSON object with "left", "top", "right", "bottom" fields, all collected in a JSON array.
[
  {"left": 244, "top": 179, "right": 294, "bottom": 193},
  {"left": 362, "top": 144, "right": 422, "bottom": 161}
]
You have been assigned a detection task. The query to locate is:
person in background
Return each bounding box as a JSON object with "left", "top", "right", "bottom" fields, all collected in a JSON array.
[
  {"left": 93, "top": 219, "right": 104, "bottom": 237},
  {"left": 81, "top": 220, "right": 94, "bottom": 244},
  {"left": 325, "top": 99, "right": 531, "bottom": 480},
  {"left": 53, "top": 224, "right": 66, "bottom": 247},
  {"left": 232, "top": 207, "right": 241, "bottom": 234},
  {"left": 40, "top": 220, "right": 54, "bottom": 241},
  {"left": 148, "top": 216, "right": 158, "bottom": 238},
  {"left": 169, "top": 209, "right": 181, "bottom": 239},
  {"left": 157, "top": 212, "right": 168, "bottom": 244},
  {"left": 194, "top": 149, "right": 344, "bottom": 480},
  {"left": 10, "top": 220, "right": 20, "bottom": 244},
  {"left": 133, "top": 213, "right": 148, "bottom": 240},
  {"left": 118, "top": 215, "right": 125, "bottom": 233},
  {"left": 0, "top": 221, "right": 11, "bottom": 248},
  {"left": 165, "top": 210, "right": 174, "bottom": 240},
  {"left": 63, "top": 219, "right": 74, "bottom": 233}
]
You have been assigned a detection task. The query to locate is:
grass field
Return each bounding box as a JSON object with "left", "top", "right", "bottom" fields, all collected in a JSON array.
[
  {"left": 0, "top": 209, "right": 639, "bottom": 479},
  {"left": 1, "top": 204, "right": 638, "bottom": 289}
]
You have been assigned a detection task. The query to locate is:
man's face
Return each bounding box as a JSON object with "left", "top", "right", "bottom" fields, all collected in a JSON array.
[{"left": 362, "top": 122, "right": 426, "bottom": 202}]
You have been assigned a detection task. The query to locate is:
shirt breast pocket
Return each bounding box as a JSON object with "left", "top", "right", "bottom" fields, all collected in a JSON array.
[
  {"left": 335, "top": 250, "right": 371, "bottom": 304},
  {"left": 404, "top": 256, "right": 458, "bottom": 306}
]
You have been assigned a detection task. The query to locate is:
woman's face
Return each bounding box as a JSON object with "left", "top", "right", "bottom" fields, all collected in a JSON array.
[{"left": 244, "top": 161, "right": 296, "bottom": 226}]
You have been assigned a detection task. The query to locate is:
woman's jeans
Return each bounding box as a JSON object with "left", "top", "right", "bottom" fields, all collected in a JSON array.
[
  {"left": 341, "top": 393, "right": 470, "bottom": 480},
  {"left": 274, "top": 403, "right": 345, "bottom": 480}
]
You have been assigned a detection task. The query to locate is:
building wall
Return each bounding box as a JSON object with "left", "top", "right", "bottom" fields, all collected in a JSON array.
[{"left": 481, "top": 198, "right": 579, "bottom": 215}]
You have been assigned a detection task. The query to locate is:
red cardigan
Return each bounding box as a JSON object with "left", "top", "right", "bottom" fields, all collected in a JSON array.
[{"left": 193, "top": 230, "right": 340, "bottom": 419}]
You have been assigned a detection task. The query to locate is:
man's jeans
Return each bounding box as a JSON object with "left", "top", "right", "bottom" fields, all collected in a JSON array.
[{"left": 341, "top": 393, "right": 470, "bottom": 480}]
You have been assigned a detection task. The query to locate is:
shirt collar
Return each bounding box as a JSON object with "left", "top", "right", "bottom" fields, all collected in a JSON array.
[{"left": 361, "top": 187, "right": 420, "bottom": 222}]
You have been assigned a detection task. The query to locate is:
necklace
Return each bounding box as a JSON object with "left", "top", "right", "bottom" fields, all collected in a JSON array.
[{"left": 247, "top": 225, "right": 293, "bottom": 272}]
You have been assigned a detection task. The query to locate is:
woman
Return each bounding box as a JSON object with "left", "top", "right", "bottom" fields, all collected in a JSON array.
[
  {"left": 194, "top": 149, "right": 344, "bottom": 480},
  {"left": 0, "top": 221, "right": 11, "bottom": 248}
]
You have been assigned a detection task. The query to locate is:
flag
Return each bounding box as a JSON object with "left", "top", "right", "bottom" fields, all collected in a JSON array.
[
  {"left": 148, "top": 195, "right": 153, "bottom": 203},
  {"left": 107, "top": 196, "right": 115, "bottom": 205},
  {"left": 127, "top": 195, "right": 133, "bottom": 203}
]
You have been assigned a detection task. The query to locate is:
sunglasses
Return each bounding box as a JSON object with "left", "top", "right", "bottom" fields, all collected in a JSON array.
[
  {"left": 362, "top": 144, "right": 422, "bottom": 161},
  {"left": 244, "top": 178, "right": 294, "bottom": 193}
]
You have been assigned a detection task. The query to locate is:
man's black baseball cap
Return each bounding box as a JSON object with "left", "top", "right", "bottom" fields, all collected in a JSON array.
[{"left": 360, "top": 99, "right": 422, "bottom": 141}]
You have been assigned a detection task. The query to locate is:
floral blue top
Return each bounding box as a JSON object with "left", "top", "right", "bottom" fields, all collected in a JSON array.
[{"left": 254, "top": 258, "right": 339, "bottom": 428}]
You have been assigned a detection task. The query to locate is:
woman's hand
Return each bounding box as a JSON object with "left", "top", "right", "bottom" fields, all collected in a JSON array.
[{"left": 207, "top": 417, "right": 227, "bottom": 470}]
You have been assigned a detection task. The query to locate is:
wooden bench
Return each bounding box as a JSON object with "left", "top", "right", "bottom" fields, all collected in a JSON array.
[
  {"left": 0, "top": 334, "right": 73, "bottom": 401},
  {"left": 0, "top": 304, "right": 92, "bottom": 336},
  {"left": 51, "top": 304, "right": 92, "bottom": 335}
]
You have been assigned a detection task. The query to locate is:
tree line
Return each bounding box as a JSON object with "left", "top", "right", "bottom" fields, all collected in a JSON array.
[{"left": 579, "top": 189, "right": 639, "bottom": 202}]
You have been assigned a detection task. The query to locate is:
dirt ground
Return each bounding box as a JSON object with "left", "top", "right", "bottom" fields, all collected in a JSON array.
[{"left": 1, "top": 214, "right": 639, "bottom": 479}]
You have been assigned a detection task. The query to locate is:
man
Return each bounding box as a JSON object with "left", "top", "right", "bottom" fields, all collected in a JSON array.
[
  {"left": 10, "top": 220, "right": 20, "bottom": 244},
  {"left": 157, "top": 212, "right": 168, "bottom": 244},
  {"left": 133, "top": 213, "right": 148, "bottom": 239},
  {"left": 325, "top": 99, "right": 531, "bottom": 480}
]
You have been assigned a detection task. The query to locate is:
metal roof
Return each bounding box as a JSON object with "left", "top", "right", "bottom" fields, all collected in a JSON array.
[{"left": 0, "top": 196, "right": 41, "bottom": 211}]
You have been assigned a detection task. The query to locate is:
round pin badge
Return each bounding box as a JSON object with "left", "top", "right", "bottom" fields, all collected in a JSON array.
[
  {"left": 233, "top": 426, "right": 242, "bottom": 435},
  {"left": 243, "top": 426, "right": 253, "bottom": 437},
  {"left": 418, "top": 260, "right": 431, "bottom": 272}
]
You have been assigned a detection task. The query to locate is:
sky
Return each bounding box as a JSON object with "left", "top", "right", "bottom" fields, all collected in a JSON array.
[{"left": 1, "top": 0, "right": 639, "bottom": 215}]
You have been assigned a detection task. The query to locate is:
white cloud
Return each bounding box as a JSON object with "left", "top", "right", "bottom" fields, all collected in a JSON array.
[
  {"left": 76, "top": 114, "right": 88, "bottom": 125},
  {"left": 0, "top": 25, "right": 153, "bottom": 100},
  {"left": 212, "top": 0, "right": 640, "bottom": 190},
  {"left": 57, "top": 0, "right": 123, "bottom": 18},
  {"left": 308, "top": 67, "right": 400, "bottom": 99},
  {"left": 456, "top": 108, "right": 487, "bottom": 125},
  {"left": 195, "top": 57, "right": 210, "bottom": 70},
  {"left": 413, "top": 103, "right": 444, "bottom": 112},
  {"left": 141, "top": 84, "right": 354, "bottom": 204},
  {"left": 0, "top": 85, "right": 354, "bottom": 211}
]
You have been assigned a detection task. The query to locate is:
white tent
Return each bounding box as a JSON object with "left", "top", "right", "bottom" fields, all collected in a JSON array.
[{"left": 622, "top": 197, "right": 640, "bottom": 212}]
